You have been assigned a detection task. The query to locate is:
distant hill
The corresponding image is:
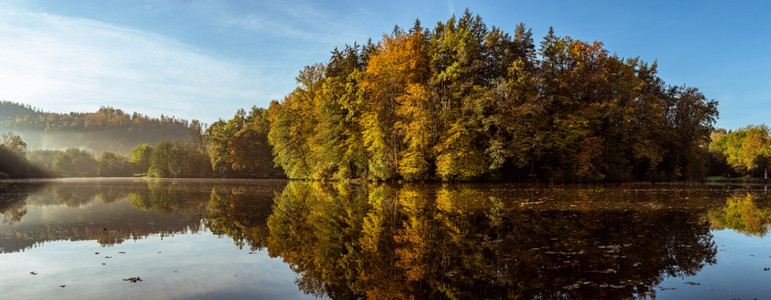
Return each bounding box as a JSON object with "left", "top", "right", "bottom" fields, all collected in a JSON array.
[{"left": 0, "top": 101, "right": 203, "bottom": 154}]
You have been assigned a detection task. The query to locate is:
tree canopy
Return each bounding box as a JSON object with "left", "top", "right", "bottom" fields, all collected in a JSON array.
[
  {"left": 204, "top": 107, "right": 285, "bottom": 178},
  {"left": 266, "top": 11, "right": 718, "bottom": 182},
  {"left": 0, "top": 133, "right": 48, "bottom": 179},
  {"left": 709, "top": 125, "right": 771, "bottom": 177}
]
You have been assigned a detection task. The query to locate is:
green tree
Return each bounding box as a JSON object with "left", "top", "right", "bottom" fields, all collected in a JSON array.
[
  {"left": 709, "top": 125, "right": 771, "bottom": 176},
  {"left": 97, "top": 151, "right": 132, "bottom": 177},
  {"left": 228, "top": 107, "right": 284, "bottom": 178},
  {"left": 428, "top": 11, "right": 490, "bottom": 181},
  {"left": 52, "top": 148, "right": 98, "bottom": 177},
  {"left": 662, "top": 86, "right": 718, "bottom": 180},
  {"left": 129, "top": 144, "right": 154, "bottom": 175},
  {"left": 148, "top": 141, "right": 210, "bottom": 178},
  {"left": 204, "top": 107, "right": 282, "bottom": 178},
  {"left": 204, "top": 119, "right": 235, "bottom": 176},
  {"left": 309, "top": 44, "right": 369, "bottom": 179},
  {"left": 268, "top": 65, "right": 325, "bottom": 179}
]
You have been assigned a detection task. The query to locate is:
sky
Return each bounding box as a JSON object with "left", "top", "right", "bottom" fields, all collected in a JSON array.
[{"left": 0, "top": 0, "right": 768, "bottom": 129}]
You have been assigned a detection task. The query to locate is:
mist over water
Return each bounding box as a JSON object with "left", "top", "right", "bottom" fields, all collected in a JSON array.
[{"left": 2, "top": 128, "right": 194, "bottom": 155}]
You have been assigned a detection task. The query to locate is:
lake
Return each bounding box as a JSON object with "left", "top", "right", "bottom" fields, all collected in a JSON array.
[{"left": 1, "top": 179, "right": 770, "bottom": 299}]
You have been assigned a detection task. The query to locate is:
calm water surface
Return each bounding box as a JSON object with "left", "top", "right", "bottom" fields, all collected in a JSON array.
[{"left": 1, "top": 179, "right": 770, "bottom": 299}]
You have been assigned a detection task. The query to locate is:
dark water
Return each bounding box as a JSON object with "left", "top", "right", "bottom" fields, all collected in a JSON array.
[{"left": 1, "top": 179, "right": 770, "bottom": 299}]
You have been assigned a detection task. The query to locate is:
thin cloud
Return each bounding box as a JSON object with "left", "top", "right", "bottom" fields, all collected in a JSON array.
[
  {"left": 0, "top": 6, "right": 278, "bottom": 124},
  {"left": 211, "top": 0, "right": 364, "bottom": 46}
]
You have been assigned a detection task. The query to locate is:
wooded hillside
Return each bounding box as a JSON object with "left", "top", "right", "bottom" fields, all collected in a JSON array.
[{"left": 0, "top": 101, "right": 202, "bottom": 154}]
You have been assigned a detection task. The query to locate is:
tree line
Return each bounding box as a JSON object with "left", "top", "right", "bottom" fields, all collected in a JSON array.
[
  {"left": 0, "top": 132, "right": 211, "bottom": 178},
  {"left": 709, "top": 125, "right": 771, "bottom": 178},
  {"left": 0, "top": 101, "right": 203, "bottom": 154},
  {"left": 262, "top": 11, "right": 718, "bottom": 182},
  {"left": 0, "top": 101, "right": 200, "bottom": 132}
]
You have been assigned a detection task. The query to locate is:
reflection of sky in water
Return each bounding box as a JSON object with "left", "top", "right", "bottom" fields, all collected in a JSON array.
[
  {"left": 5, "top": 180, "right": 771, "bottom": 299},
  {"left": 0, "top": 231, "right": 311, "bottom": 299},
  {"left": 658, "top": 229, "right": 771, "bottom": 299}
]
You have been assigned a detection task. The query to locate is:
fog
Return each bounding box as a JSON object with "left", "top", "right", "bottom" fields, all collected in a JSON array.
[{"left": 1, "top": 128, "right": 195, "bottom": 155}]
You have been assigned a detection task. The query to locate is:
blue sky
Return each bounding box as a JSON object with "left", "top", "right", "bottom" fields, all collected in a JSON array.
[{"left": 0, "top": 0, "right": 767, "bottom": 129}]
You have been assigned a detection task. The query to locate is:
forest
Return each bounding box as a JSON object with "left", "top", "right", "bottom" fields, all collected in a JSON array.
[
  {"left": 0, "top": 131, "right": 211, "bottom": 179},
  {"left": 0, "top": 101, "right": 203, "bottom": 154},
  {"left": 263, "top": 11, "right": 719, "bottom": 182},
  {"left": 1, "top": 11, "right": 769, "bottom": 182}
]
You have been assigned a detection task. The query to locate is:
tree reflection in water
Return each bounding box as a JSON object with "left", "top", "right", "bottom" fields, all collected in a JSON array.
[
  {"left": 0, "top": 180, "right": 213, "bottom": 253},
  {"left": 0, "top": 181, "right": 47, "bottom": 224},
  {"left": 709, "top": 193, "right": 771, "bottom": 236},
  {"left": 0, "top": 179, "right": 284, "bottom": 254},
  {"left": 203, "top": 185, "right": 276, "bottom": 250},
  {"left": 2, "top": 180, "right": 753, "bottom": 298},
  {"left": 266, "top": 182, "right": 718, "bottom": 299}
]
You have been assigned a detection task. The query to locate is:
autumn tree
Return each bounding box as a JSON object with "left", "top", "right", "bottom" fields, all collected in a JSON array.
[
  {"left": 1, "top": 132, "right": 27, "bottom": 155},
  {"left": 710, "top": 125, "right": 771, "bottom": 176},
  {"left": 261, "top": 11, "right": 718, "bottom": 182},
  {"left": 268, "top": 65, "right": 325, "bottom": 179},
  {"left": 204, "top": 107, "right": 283, "bottom": 178},
  {"left": 310, "top": 44, "right": 371, "bottom": 179},
  {"left": 361, "top": 25, "right": 433, "bottom": 180}
]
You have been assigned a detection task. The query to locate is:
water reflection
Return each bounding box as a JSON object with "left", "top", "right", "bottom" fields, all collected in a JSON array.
[
  {"left": 0, "top": 181, "right": 47, "bottom": 224},
  {"left": 4, "top": 180, "right": 771, "bottom": 298},
  {"left": 709, "top": 193, "right": 771, "bottom": 236},
  {"left": 203, "top": 186, "right": 275, "bottom": 250},
  {"left": 0, "top": 179, "right": 284, "bottom": 254},
  {"left": 266, "top": 182, "right": 720, "bottom": 299},
  {"left": 0, "top": 180, "right": 206, "bottom": 253}
]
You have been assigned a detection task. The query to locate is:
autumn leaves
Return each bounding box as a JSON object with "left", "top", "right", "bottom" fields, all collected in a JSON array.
[{"left": 265, "top": 12, "right": 717, "bottom": 182}]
